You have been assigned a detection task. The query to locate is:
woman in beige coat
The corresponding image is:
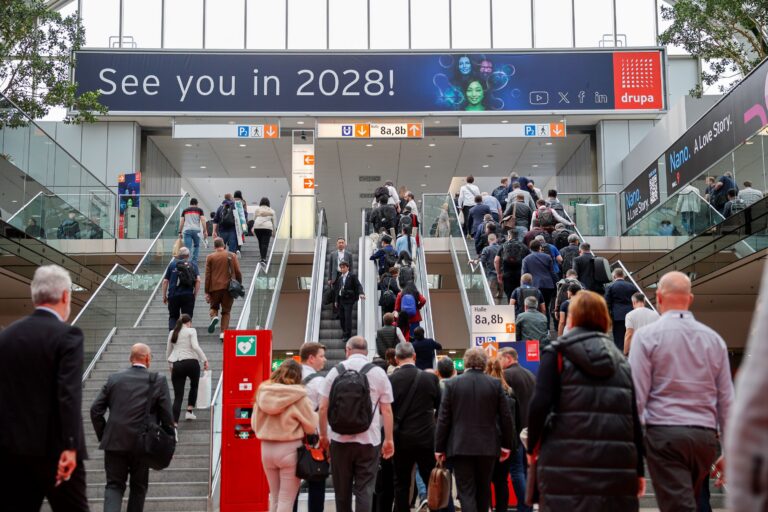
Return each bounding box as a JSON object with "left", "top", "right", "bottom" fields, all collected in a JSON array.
[{"left": 252, "top": 359, "right": 318, "bottom": 512}]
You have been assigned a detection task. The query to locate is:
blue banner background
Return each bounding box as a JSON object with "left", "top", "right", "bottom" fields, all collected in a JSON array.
[{"left": 74, "top": 50, "right": 653, "bottom": 114}]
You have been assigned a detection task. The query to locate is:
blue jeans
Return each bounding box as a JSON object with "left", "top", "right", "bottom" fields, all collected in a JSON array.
[
  {"left": 415, "top": 467, "right": 427, "bottom": 498},
  {"left": 509, "top": 446, "right": 531, "bottom": 512},
  {"left": 513, "top": 226, "right": 527, "bottom": 242},
  {"left": 183, "top": 230, "right": 201, "bottom": 262},
  {"left": 219, "top": 229, "right": 238, "bottom": 253}
]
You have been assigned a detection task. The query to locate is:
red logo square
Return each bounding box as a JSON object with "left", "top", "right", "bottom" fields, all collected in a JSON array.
[
  {"left": 526, "top": 340, "right": 540, "bottom": 362},
  {"left": 613, "top": 52, "right": 663, "bottom": 110}
]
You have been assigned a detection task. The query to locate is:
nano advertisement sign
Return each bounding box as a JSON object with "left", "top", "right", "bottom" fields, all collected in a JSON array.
[
  {"left": 74, "top": 50, "right": 665, "bottom": 114},
  {"left": 624, "top": 163, "right": 660, "bottom": 228}
]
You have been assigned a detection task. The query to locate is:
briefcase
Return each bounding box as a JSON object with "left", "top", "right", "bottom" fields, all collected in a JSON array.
[{"left": 428, "top": 460, "right": 450, "bottom": 510}]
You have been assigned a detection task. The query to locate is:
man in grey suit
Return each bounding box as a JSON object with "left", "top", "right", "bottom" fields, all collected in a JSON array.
[
  {"left": 435, "top": 348, "right": 516, "bottom": 512},
  {"left": 328, "top": 237, "right": 354, "bottom": 284},
  {"left": 91, "top": 343, "right": 174, "bottom": 512}
]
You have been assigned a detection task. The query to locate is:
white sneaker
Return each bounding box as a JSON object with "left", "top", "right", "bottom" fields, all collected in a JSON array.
[
  {"left": 219, "top": 333, "right": 225, "bottom": 341},
  {"left": 208, "top": 316, "right": 219, "bottom": 333},
  {"left": 236, "top": 250, "right": 241, "bottom": 259},
  {"left": 185, "top": 411, "right": 196, "bottom": 421}
]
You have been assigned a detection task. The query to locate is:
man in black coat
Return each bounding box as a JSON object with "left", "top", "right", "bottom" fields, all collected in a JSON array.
[
  {"left": 333, "top": 261, "right": 365, "bottom": 341},
  {"left": 435, "top": 348, "right": 516, "bottom": 512},
  {"left": 604, "top": 268, "right": 639, "bottom": 351},
  {"left": 328, "top": 237, "right": 354, "bottom": 285},
  {"left": 389, "top": 343, "right": 441, "bottom": 512},
  {"left": 572, "top": 242, "right": 603, "bottom": 293},
  {"left": 91, "top": 343, "right": 174, "bottom": 512},
  {"left": 0, "top": 265, "right": 89, "bottom": 511}
]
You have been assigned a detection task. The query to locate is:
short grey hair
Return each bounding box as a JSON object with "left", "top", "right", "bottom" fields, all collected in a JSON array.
[
  {"left": 346, "top": 336, "right": 368, "bottom": 352},
  {"left": 524, "top": 296, "right": 539, "bottom": 309},
  {"left": 31, "top": 265, "right": 72, "bottom": 305},
  {"left": 464, "top": 347, "right": 488, "bottom": 370},
  {"left": 534, "top": 235, "right": 546, "bottom": 243},
  {"left": 394, "top": 342, "right": 415, "bottom": 360},
  {"left": 177, "top": 247, "right": 190, "bottom": 259},
  {"left": 613, "top": 268, "right": 625, "bottom": 279},
  {"left": 568, "top": 234, "right": 580, "bottom": 244}
]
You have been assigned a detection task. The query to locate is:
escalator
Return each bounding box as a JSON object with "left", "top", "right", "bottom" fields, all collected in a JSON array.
[{"left": 318, "top": 237, "right": 358, "bottom": 367}]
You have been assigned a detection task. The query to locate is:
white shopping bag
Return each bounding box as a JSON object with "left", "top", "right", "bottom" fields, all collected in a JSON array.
[{"left": 197, "top": 370, "right": 212, "bottom": 409}]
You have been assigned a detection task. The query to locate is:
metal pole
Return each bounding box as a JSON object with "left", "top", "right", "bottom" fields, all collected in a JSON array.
[
  {"left": 489, "top": 0, "right": 494, "bottom": 48},
  {"left": 243, "top": 0, "right": 248, "bottom": 49},
  {"left": 448, "top": 0, "right": 453, "bottom": 49}
]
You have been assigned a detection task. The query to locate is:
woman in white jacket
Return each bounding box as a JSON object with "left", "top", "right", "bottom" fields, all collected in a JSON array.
[
  {"left": 166, "top": 314, "right": 208, "bottom": 423},
  {"left": 251, "top": 197, "right": 276, "bottom": 262}
]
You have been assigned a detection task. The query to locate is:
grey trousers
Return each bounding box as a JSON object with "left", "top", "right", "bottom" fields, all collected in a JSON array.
[
  {"left": 645, "top": 426, "right": 718, "bottom": 512},
  {"left": 330, "top": 441, "right": 381, "bottom": 512}
]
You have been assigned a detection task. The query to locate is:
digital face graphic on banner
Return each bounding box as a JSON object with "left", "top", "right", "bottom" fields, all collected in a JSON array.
[{"left": 74, "top": 50, "right": 665, "bottom": 114}]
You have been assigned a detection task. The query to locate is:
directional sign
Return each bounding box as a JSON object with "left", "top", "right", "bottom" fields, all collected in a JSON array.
[
  {"left": 303, "top": 178, "right": 315, "bottom": 189},
  {"left": 303, "top": 155, "right": 315, "bottom": 166},
  {"left": 461, "top": 122, "right": 567, "bottom": 138},
  {"left": 173, "top": 123, "right": 281, "bottom": 139},
  {"left": 318, "top": 121, "right": 423, "bottom": 139},
  {"left": 482, "top": 341, "right": 499, "bottom": 358},
  {"left": 471, "top": 305, "right": 516, "bottom": 345}
]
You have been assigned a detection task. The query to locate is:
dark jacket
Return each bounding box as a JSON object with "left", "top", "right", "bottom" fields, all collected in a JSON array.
[
  {"left": 468, "top": 203, "right": 492, "bottom": 235},
  {"left": 90, "top": 366, "right": 174, "bottom": 452},
  {"left": 503, "top": 364, "right": 536, "bottom": 429},
  {"left": 530, "top": 329, "right": 641, "bottom": 512},
  {"left": 0, "top": 309, "right": 87, "bottom": 459},
  {"left": 376, "top": 325, "right": 399, "bottom": 357},
  {"left": 329, "top": 250, "right": 354, "bottom": 283},
  {"left": 389, "top": 364, "right": 441, "bottom": 447},
  {"left": 410, "top": 337, "right": 443, "bottom": 370},
  {"left": 604, "top": 279, "right": 637, "bottom": 321},
  {"left": 370, "top": 204, "right": 398, "bottom": 233},
  {"left": 573, "top": 253, "right": 603, "bottom": 293},
  {"left": 504, "top": 201, "right": 532, "bottom": 228},
  {"left": 521, "top": 252, "right": 558, "bottom": 290},
  {"left": 333, "top": 272, "right": 363, "bottom": 305},
  {"left": 435, "top": 369, "right": 515, "bottom": 457}
]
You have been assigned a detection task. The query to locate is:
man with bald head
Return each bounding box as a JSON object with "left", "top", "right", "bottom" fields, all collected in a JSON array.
[
  {"left": 91, "top": 343, "right": 174, "bottom": 512},
  {"left": 629, "top": 271, "right": 734, "bottom": 512}
]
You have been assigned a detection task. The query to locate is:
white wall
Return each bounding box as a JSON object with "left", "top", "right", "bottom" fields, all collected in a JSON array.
[
  {"left": 545, "top": 137, "right": 596, "bottom": 193},
  {"left": 597, "top": 120, "right": 657, "bottom": 193}
]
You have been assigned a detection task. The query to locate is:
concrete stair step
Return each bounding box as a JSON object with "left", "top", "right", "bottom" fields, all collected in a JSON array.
[
  {"left": 86, "top": 481, "right": 208, "bottom": 499},
  {"left": 86, "top": 442, "right": 210, "bottom": 457},
  {"left": 86, "top": 467, "right": 208, "bottom": 484},
  {"left": 85, "top": 453, "right": 210, "bottom": 469},
  {"left": 43, "top": 496, "right": 208, "bottom": 512}
]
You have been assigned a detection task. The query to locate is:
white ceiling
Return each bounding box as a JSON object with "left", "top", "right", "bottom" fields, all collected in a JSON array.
[{"left": 150, "top": 128, "right": 590, "bottom": 237}]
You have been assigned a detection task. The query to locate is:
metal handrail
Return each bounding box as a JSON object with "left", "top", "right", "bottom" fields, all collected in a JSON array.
[
  {"left": 449, "top": 239, "right": 474, "bottom": 336},
  {"left": 305, "top": 208, "right": 327, "bottom": 343},
  {"left": 6, "top": 191, "right": 45, "bottom": 223},
  {"left": 80, "top": 327, "right": 116, "bottom": 383},
  {"left": 415, "top": 241, "right": 435, "bottom": 339}
]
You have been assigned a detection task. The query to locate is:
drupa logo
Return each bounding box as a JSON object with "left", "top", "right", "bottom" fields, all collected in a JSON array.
[{"left": 613, "top": 52, "right": 663, "bottom": 110}]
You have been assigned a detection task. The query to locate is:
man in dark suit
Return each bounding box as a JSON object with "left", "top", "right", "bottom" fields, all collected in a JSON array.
[
  {"left": 573, "top": 242, "right": 603, "bottom": 293},
  {"left": 333, "top": 261, "right": 365, "bottom": 341},
  {"left": 604, "top": 267, "right": 639, "bottom": 351},
  {"left": 90, "top": 343, "right": 174, "bottom": 512},
  {"left": 0, "top": 265, "right": 89, "bottom": 511},
  {"left": 389, "top": 343, "right": 441, "bottom": 512},
  {"left": 328, "top": 237, "right": 354, "bottom": 285},
  {"left": 435, "top": 348, "right": 515, "bottom": 512}
]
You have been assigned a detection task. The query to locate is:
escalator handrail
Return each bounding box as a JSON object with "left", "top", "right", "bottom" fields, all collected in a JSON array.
[
  {"left": 415, "top": 242, "right": 435, "bottom": 339},
  {"left": 72, "top": 193, "right": 189, "bottom": 327},
  {"left": 305, "top": 208, "right": 327, "bottom": 343},
  {"left": 6, "top": 191, "right": 45, "bottom": 223},
  {"left": 448, "top": 238, "right": 474, "bottom": 336}
]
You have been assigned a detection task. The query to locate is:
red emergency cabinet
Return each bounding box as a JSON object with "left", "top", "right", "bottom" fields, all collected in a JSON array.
[{"left": 221, "top": 330, "right": 272, "bottom": 512}]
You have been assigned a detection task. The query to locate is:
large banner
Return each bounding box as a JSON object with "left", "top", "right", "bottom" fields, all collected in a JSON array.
[
  {"left": 74, "top": 50, "right": 665, "bottom": 114},
  {"left": 624, "top": 162, "right": 661, "bottom": 228},
  {"left": 622, "top": 57, "right": 768, "bottom": 228}
]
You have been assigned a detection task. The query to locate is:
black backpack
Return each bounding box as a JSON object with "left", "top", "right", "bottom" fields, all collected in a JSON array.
[
  {"left": 374, "top": 186, "right": 390, "bottom": 203},
  {"left": 383, "top": 248, "right": 398, "bottom": 269},
  {"left": 328, "top": 363, "right": 377, "bottom": 435},
  {"left": 553, "top": 229, "right": 571, "bottom": 250},
  {"left": 399, "top": 213, "right": 413, "bottom": 235},
  {"left": 547, "top": 199, "right": 566, "bottom": 219},
  {"left": 502, "top": 239, "right": 527, "bottom": 265},
  {"left": 398, "top": 265, "right": 414, "bottom": 287},
  {"left": 379, "top": 289, "right": 396, "bottom": 310},
  {"left": 537, "top": 207, "right": 556, "bottom": 228},
  {"left": 593, "top": 257, "right": 613, "bottom": 284},
  {"left": 492, "top": 185, "right": 508, "bottom": 208},
  {"left": 218, "top": 203, "right": 236, "bottom": 229},
  {"left": 175, "top": 260, "right": 196, "bottom": 289}
]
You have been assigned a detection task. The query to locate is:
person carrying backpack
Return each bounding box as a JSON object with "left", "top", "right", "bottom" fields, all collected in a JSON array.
[
  {"left": 213, "top": 193, "right": 239, "bottom": 253},
  {"left": 378, "top": 270, "right": 400, "bottom": 315},
  {"left": 495, "top": 234, "right": 531, "bottom": 303},
  {"left": 552, "top": 223, "right": 572, "bottom": 250},
  {"left": 530, "top": 199, "right": 571, "bottom": 231},
  {"left": 161, "top": 247, "right": 200, "bottom": 331},
  {"left": 375, "top": 313, "right": 406, "bottom": 357},
  {"left": 370, "top": 235, "right": 397, "bottom": 276},
  {"left": 509, "top": 273, "right": 545, "bottom": 318},
  {"left": 546, "top": 190, "right": 567, "bottom": 219},
  {"left": 395, "top": 282, "right": 426, "bottom": 338},
  {"left": 318, "top": 337, "right": 395, "bottom": 512},
  {"left": 492, "top": 178, "right": 509, "bottom": 212},
  {"left": 370, "top": 197, "right": 399, "bottom": 237}
]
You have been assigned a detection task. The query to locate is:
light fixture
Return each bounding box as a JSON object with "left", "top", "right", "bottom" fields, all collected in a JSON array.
[
  {"left": 184, "top": 143, "right": 192, "bottom": 147},
  {"left": 286, "top": 352, "right": 294, "bottom": 355},
  {"left": 250, "top": 165, "right": 256, "bottom": 169},
  {"left": 420, "top": 183, "right": 427, "bottom": 187},
  {"left": 482, "top": 164, "right": 489, "bottom": 168},
  {"left": 297, "top": 121, "right": 305, "bottom": 125},
  {"left": 239, "top": 143, "right": 247, "bottom": 147},
  {"left": 424, "top": 165, "right": 431, "bottom": 168},
  {"left": 532, "top": 164, "right": 538, "bottom": 168},
  {"left": 745, "top": 140, "right": 755, "bottom": 145},
  {"left": 545, "top": 142, "right": 553, "bottom": 146},
  {"left": 501, "top": 120, "right": 509, "bottom": 124},
  {"left": 200, "top": 165, "right": 207, "bottom": 169},
  {"left": 428, "top": 143, "right": 436, "bottom": 147},
  {"left": 366, "top": 143, "right": 373, "bottom": 147},
  {"left": 434, "top": 120, "right": 441, "bottom": 124},
  {"left": 448, "top": 350, "right": 457, "bottom": 354},
  {"left": 11, "top": 200, "right": 17, "bottom": 203}
]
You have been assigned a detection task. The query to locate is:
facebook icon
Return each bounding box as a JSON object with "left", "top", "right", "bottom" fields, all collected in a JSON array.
[
  {"left": 524, "top": 125, "right": 536, "bottom": 137},
  {"left": 341, "top": 125, "right": 353, "bottom": 137},
  {"left": 237, "top": 126, "right": 249, "bottom": 137}
]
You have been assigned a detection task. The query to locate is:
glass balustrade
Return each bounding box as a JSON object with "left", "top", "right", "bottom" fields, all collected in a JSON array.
[
  {"left": 556, "top": 193, "right": 621, "bottom": 236},
  {"left": 421, "top": 193, "right": 463, "bottom": 238},
  {"left": 118, "top": 194, "right": 186, "bottom": 239}
]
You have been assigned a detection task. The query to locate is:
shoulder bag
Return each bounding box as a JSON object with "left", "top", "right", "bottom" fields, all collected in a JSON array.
[
  {"left": 428, "top": 459, "right": 451, "bottom": 510},
  {"left": 296, "top": 435, "right": 330, "bottom": 481},
  {"left": 227, "top": 253, "right": 245, "bottom": 298},
  {"left": 135, "top": 373, "right": 176, "bottom": 470}
]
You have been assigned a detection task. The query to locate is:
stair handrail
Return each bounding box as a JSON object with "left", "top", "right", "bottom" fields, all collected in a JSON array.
[
  {"left": 415, "top": 231, "right": 435, "bottom": 339},
  {"left": 6, "top": 191, "right": 45, "bottom": 223},
  {"left": 449, "top": 236, "right": 475, "bottom": 339},
  {"left": 305, "top": 208, "right": 327, "bottom": 343}
]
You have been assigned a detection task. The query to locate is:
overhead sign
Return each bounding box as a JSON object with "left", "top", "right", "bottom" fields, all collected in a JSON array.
[
  {"left": 318, "top": 121, "right": 423, "bottom": 138},
  {"left": 622, "top": 56, "right": 768, "bottom": 229},
  {"left": 461, "top": 122, "right": 566, "bottom": 138},
  {"left": 624, "top": 162, "right": 660, "bottom": 228},
  {"left": 173, "top": 123, "right": 280, "bottom": 139},
  {"left": 74, "top": 50, "right": 665, "bottom": 114}
]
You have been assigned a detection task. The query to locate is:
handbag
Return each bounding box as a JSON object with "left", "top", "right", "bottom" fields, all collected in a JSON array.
[
  {"left": 227, "top": 254, "right": 245, "bottom": 298},
  {"left": 172, "top": 237, "right": 183, "bottom": 257},
  {"left": 427, "top": 459, "right": 451, "bottom": 510},
  {"left": 196, "top": 369, "right": 212, "bottom": 409},
  {"left": 295, "top": 435, "right": 330, "bottom": 481},
  {"left": 135, "top": 373, "right": 176, "bottom": 470},
  {"left": 502, "top": 202, "right": 518, "bottom": 231}
]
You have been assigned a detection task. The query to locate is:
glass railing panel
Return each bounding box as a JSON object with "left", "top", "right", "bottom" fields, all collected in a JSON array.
[
  {"left": 556, "top": 193, "right": 620, "bottom": 236},
  {"left": 118, "top": 194, "right": 185, "bottom": 239},
  {"left": 422, "top": 193, "right": 462, "bottom": 238},
  {"left": 625, "top": 188, "right": 723, "bottom": 241},
  {"left": 8, "top": 193, "right": 116, "bottom": 242}
]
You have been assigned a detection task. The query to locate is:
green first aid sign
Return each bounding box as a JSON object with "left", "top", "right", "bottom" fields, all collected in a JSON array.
[{"left": 236, "top": 336, "right": 257, "bottom": 357}]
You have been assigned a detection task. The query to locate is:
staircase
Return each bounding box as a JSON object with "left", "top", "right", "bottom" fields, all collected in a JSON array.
[
  {"left": 69, "top": 243, "right": 261, "bottom": 512},
  {"left": 319, "top": 246, "right": 358, "bottom": 368}
]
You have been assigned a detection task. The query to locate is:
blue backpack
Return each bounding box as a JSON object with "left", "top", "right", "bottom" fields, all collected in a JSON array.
[{"left": 401, "top": 293, "right": 418, "bottom": 317}]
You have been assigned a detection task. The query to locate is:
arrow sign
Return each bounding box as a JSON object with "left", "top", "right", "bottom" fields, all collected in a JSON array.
[
  {"left": 303, "top": 154, "right": 315, "bottom": 165},
  {"left": 549, "top": 122, "right": 566, "bottom": 137},
  {"left": 264, "top": 124, "right": 279, "bottom": 139},
  {"left": 355, "top": 123, "right": 370, "bottom": 138},
  {"left": 407, "top": 123, "right": 423, "bottom": 137},
  {"left": 303, "top": 178, "right": 315, "bottom": 189}
]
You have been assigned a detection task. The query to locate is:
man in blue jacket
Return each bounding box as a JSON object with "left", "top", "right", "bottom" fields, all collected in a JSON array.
[{"left": 521, "top": 240, "right": 558, "bottom": 329}]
